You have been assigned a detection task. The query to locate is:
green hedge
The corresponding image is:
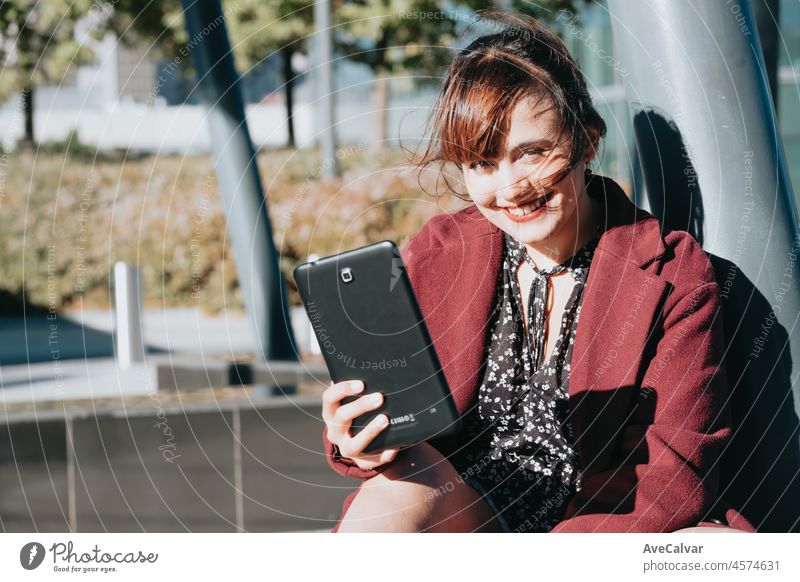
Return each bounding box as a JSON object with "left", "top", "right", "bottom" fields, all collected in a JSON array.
[{"left": 0, "top": 144, "right": 464, "bottom": 315}]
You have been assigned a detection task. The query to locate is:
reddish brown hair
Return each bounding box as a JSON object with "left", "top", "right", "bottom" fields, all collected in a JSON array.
[{"left": 411, "top": 9, "right": 607, "bottom": 201}]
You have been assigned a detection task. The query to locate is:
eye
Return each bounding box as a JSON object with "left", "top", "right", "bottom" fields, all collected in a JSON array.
[
  {"left": 469, "top": 160, "right": 494, "bottom": 171},
  {"left": 521, "top": 148, "right": 546, "bottom": 159}
]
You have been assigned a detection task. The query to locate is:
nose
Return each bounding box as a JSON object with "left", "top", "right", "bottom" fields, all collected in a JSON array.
[{"left": 496, "top": 160, "right": 531, "bottom": 205}]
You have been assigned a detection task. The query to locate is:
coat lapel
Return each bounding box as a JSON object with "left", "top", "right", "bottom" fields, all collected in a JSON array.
[
  {"left": 409, "top": 175, "right": 670, "bottom": 467},
  {"left": 565, "top": 176, "right": 670, "bottom": 468},
  {"left": 406, "top": 227, "right": 504, "bottom": 415}
]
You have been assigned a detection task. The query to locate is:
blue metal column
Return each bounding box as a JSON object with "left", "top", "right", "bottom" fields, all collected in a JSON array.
[
  {"left": 608, "top": 0, "right": 799, "bottom": 532},
  {"left": 181, "top": 1, "right": 298, "bottom": 376}
]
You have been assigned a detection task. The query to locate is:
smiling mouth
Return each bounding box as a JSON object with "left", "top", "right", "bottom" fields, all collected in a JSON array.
[{"left": 504, "top": 191, "right": 555, "bottom": 217}]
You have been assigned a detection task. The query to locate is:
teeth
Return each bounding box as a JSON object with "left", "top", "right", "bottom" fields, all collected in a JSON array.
[{"left": 508, "top": 192, "right": 551, "bottom": 216}]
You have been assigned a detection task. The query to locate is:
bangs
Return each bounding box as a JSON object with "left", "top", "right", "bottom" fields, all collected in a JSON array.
[
  {"left": 433, "top": 51, "right": 558, "bottom": 166},
  {"left": 409, "top": 10, "right": 607, "bottom": 202}
]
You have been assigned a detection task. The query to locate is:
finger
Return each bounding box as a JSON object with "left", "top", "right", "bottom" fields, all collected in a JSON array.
[
  {"left": 380, "top": 448, "right": 399, "bottom": 465},
  {"left": 335, "top": 391, "right": 384, "bottom": 431},
  {"left": 354, "top": 447, "right": 398, "bottom": 471},
  {"left": 342, "top": 413, "right": 390, "bottom": 458},
  {"left": 322, "top": 380, "right": 364, "bottom": 425}
]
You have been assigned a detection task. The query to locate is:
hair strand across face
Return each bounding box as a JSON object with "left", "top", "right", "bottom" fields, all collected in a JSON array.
[{"left": 410, "top": 9, "right": 607, "bottom": 201}]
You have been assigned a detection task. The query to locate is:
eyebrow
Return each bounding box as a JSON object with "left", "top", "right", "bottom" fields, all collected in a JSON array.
[{"left": 507, "top": 139, "right": 555, "bottom": 156}]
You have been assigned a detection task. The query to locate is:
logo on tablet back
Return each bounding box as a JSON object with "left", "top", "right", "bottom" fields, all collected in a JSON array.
[
  {"left": 390, "top": 412, "right": 417, "bottom": 426},
  {"left": 390, "top": 246, "right": 404, "bottom": 292}
]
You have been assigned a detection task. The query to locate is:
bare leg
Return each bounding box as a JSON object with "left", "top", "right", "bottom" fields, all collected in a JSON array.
[
  {"left": 336, "top": 441, "right": 503, "bottom": 533},
  {"left": 672, "top": 526, "right": 750, "bottom": 533}
]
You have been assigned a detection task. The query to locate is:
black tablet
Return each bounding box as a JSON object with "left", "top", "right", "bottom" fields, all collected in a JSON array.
[{"left": 293, "top": 240, "right": 461, "bottom": 454}]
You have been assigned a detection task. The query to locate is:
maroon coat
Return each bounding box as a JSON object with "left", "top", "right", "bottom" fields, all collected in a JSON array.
[{"left": 323, "top": 174, "right": 756, "bottom": 533}]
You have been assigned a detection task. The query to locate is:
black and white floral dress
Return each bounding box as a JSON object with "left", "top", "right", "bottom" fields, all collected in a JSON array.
[{"left": 448, "top": 227, "right": 601, "bottom": 532}]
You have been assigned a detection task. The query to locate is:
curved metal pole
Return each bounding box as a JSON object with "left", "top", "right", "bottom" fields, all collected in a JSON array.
[
  {"left": 608, "top": 0, "right": 799, "bottom": 532},
  {"left": 181, "top": 1, "right": 298, "bottom": 375}
]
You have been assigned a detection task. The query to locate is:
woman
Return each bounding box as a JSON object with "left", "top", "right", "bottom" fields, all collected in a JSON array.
[{"left": 321, "top": 11, "right": 755, "bottom": 533}]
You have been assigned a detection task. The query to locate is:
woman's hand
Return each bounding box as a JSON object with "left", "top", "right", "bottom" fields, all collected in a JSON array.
[{"left": 322, "top": 380, "right": 399, "bottom": 471}]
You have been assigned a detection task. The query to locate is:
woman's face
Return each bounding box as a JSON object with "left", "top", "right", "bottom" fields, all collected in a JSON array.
[{"left": 461, "top": 96, "right": 592, "bottom": 249}]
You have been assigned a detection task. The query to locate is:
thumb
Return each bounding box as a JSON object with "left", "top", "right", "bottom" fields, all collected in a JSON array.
[{"left": 380, "top": 448, "right": 398, "bottom": 464}]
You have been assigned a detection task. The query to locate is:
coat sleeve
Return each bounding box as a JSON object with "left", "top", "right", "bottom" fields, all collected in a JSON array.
[
  {"left": 551, "top": 280, "right": 733, "bottom": 532},
  {"left": 321, "top": 223, "right": 433, "bottom": 479}
]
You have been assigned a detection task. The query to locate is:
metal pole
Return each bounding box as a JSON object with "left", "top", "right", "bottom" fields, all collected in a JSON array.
[
  {"left": 180, "top": 1, "right": 298, "bottom": 379},
  {"left": 751, "top": 0, "right": 780, "bottom": 108},
  {"left": 608, "top": 0, "right": 800, "bottom": 532},
  {"left": 113, "top": 261, "right": 145, "bottom": 369},
  {"left": 65, "top": 417, "right": 77, "bottom": 532},
  {"left": 314, "top": 0, "right": 339, "bottom": 178}
]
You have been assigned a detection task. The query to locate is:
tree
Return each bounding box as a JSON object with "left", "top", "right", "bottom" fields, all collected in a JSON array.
[
  {"left": 0, "top": 0, "right": 99, "bottom": 147},
  {"left": 334, "top": 0, "right": 461, "bottom": 147},
  {"left": 105, "top": 1, "right": 184, "bottom": 57},
  {"left": 335, "top": 0, "right": 587, "bottom": 147},
  {"left": 224, "top": 1, "right": 314, "bottom": 149},
  {"left": 109, "top": 0, "right": 314, "bottom": 149}
]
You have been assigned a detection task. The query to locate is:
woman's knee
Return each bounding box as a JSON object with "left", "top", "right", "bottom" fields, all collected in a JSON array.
[
  {"left": 357, "top": 441, "right": 463, "bottom": 507},
  {"left": 337, "top": 442, "right": 453, "bottom": 531},
  {"left": 672, "top": 525, "right": 751, "bottom": 533},
  {"left": 340, "top": 441, "right": 499, "bottom": 532},
  {"left": 376, "top": 441, "right": 459, "bottom": 486}
]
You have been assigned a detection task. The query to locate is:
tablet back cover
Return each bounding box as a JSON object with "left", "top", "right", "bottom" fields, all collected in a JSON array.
[{"left": 294, "top": 240, "right": 461, "bottom": 452}]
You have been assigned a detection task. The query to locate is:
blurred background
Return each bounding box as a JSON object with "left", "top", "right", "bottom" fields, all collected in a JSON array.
[{"left": 0, "top": 0, "right": 798, "bottom": 533}]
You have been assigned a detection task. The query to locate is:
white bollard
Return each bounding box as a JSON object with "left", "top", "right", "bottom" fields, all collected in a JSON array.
[{"left": 113, "top": 262, "right": 145, "bottom": 369}]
